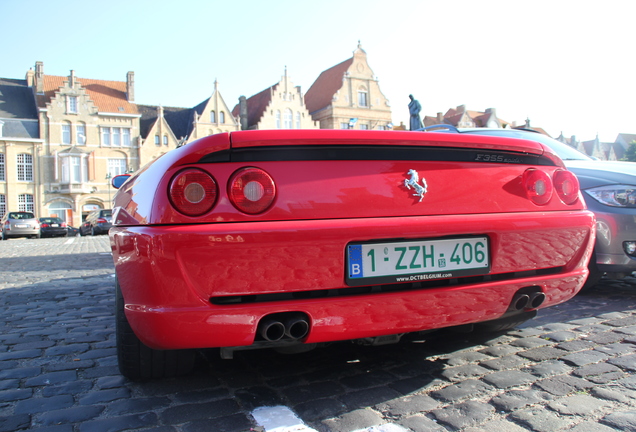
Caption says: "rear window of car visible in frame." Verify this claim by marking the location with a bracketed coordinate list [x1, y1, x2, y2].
[101, 210, 112, 218]
[40, 218, 62, 223]
[9, 212, 35, 219]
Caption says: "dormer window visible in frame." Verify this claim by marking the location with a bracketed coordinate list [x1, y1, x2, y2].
[358, 89, 368, 107]
[68, 96, 78, 114]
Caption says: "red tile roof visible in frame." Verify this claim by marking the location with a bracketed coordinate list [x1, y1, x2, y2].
[37, 75, 139, 115]
[304, 58, 353, 114]
[231, 85, 276, 128]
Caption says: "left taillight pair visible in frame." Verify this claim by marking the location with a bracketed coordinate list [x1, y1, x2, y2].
[169, 167, 276, 216]
[523, 168, 579, 206]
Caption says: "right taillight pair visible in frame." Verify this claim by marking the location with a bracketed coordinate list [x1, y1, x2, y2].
[169, 167, 276, 217]
[523, 168, 579, 206]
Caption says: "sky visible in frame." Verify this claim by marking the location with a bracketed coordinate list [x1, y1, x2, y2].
[2, 0, 633, 142]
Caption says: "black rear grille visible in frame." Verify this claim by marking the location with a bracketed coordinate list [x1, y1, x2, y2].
[209, 267, 563, 305]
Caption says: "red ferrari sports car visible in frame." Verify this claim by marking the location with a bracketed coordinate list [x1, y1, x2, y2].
[110, 129, 595, 380]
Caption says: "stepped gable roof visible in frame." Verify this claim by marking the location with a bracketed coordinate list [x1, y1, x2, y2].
[37, 75, 139, 115]
[231, 84, 276, 127]
[304, 57, 353, 114]
[0, 78, 38, 119]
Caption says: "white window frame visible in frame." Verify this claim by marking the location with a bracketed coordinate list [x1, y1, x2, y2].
[68, 96, 78, 114]
[18, 194, 34, 212]
[17, 153, 33, 182]
[108, 158, 127, 177]
[61, 155, 87, 184]
[283, 109, 293, 129]
[358, 90, 368, 107]
[102, 127, 111, 146]
[276, 111, 281, 129]
[155, 135, 160, 146]
[220, 111, 225, 124]
[0, 153, 4, 181]
[76, 124, 86, 145]
[163, 135, 168, 146]
[210, 111, 216, 123]
[296, 112, 301, 129]
[62, 123, 71, 144]
[0, 194, 5, 219]
[122, 129, 131, 147]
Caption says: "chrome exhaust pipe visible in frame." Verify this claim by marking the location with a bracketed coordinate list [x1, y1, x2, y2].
[512, 294, 530, 311]
[284, 315, 310, 340]
[258, 318, 285, 342]
[529, 292, 546, 309]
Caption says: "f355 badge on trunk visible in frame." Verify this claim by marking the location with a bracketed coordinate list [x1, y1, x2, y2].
[404, 169, 428, 202]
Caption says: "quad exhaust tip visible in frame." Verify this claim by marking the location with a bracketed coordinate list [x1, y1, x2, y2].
[258, 313, 310, 342]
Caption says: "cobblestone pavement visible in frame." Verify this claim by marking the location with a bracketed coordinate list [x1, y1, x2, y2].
[1, 236, 636, 432]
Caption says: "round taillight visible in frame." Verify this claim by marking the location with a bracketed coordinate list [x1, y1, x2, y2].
[228, 167, 276, 214]
[523, 168, 553, 205]
[169, 168, 218, 216]
[553, 169, 579, 205]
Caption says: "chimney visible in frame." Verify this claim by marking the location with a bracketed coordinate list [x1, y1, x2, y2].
[239, 96, 248, 130]
[457, 104, 466, 112]
[437, 112, 443, 123]
[69, 70, 76, 88]
[35, 61, 44, 94]
[126, 71, 135, 102]
[26, 68, 35, 87]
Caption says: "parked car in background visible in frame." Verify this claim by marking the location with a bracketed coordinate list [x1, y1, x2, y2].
[67, 225, 80, 237]
[80, 209, 113, 236]
[426, 126, 636, 288]
[38, 217, 68, 238]
[109, 129, 595, 380]
[1, 211, 40, 240]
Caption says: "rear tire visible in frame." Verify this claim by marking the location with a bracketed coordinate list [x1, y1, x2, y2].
[579, 250, 602, 293]
[116, 279, 196, 380]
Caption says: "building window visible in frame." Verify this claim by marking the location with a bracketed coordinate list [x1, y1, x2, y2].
[68, 96, 78, 114]
[163, 135, 168, 146]
[61, 155, 86, 183]
[101, 127, 131, 147]
[155, 135, 160, 146]
[284, 109, 293, 129]
[108, 158, 127, 177]
[358, 90, 368, 107]
[276, 111, 281, 129]
[18, 194, 34, 212]
[112, 128, 121, 147]
[0, 194, 5, 219]
[102, 128, 111, 146]
[17, 153, 33, 182]
[219, 111, 225, 124]
[62, 123, 71, 144]
[210, 111, 216, 123]
[296, 112, 301, 129]
[122, 129, 131, 147]
[77, 124, 86, 145]
[340, 122, 349, 129]
[0, 153, 4, 181]
[360, 124, 369, 130]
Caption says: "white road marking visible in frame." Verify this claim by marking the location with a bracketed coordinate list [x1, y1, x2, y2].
[251, 406, 410, 432]
[64, 238, 75, 244]
[251, 406, 317, 432]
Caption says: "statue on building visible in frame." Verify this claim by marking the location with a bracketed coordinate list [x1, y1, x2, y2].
[408, 95, 423, 131]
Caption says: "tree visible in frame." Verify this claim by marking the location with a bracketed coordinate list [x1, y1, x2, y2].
[622, 141, 636, 162]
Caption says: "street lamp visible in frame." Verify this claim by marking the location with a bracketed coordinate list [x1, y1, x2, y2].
[105, 173, 112, 205]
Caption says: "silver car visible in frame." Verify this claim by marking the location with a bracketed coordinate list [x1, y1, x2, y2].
[1, 211, 41, 240]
